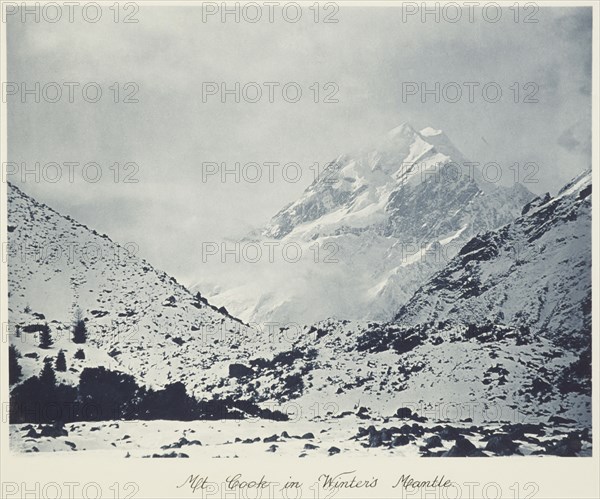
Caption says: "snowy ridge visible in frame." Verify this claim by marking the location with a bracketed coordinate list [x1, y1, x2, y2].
[396, 169, 592, 351]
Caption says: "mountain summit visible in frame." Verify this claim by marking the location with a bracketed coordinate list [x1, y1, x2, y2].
[194, 124, 534, 324]
[263, 123, 474, 240]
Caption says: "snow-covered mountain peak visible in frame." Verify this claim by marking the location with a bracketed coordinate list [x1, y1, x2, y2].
[194, 125, 534, 325]
[262, 123, 485, 240]
[370, 123, 464, 180]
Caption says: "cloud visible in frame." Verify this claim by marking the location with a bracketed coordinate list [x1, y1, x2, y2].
[6, 5, 593, 285]
[557, 119, 592, 156]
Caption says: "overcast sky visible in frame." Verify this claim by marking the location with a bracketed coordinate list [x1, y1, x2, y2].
[7, 4, 593, 285]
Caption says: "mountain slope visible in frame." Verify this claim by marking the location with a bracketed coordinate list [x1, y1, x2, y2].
[7, 183, 279, 395]
[396, 169, 592, 351]
[205, 317, 591, 426]
[194, 123, 533, 324]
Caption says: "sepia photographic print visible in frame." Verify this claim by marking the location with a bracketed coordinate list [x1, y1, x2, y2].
[0, 1, 598, 498]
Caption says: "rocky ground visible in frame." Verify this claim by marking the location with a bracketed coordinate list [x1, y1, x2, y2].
[10, 411, 591, 458]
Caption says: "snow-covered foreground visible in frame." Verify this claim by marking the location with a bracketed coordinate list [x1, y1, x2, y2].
[10, 415, 591, 458]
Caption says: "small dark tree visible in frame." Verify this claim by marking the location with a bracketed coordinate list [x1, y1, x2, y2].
[9, 345, 22, 385]
[72, 320, 88, 344]
[38, 324, 53, 349]
[39, 359, 57, 388]
[55, 350, 67, 372]
[74, 348, 86, 360]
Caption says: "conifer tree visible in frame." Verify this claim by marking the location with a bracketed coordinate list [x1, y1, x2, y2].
[55, 350, 67, 372]
[39, 324, 53, 349]
[72, 313, 88, 344]
[9, 345, 22, 385]
[39, 359, 57, 388]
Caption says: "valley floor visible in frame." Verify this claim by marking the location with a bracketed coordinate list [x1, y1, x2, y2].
[10, 416, 592, 458]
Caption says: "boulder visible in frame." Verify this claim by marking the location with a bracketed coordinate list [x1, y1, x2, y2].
[543, 436, 582, 457]
[424, 435, 443, 449]
[485, 434, 521, 456]
[228, 363, 253, 378]
[439, 426, 461, 440]
[368, 432, 383, 448]
[396, 407, 413, 419]
[443, 437, 479, 457]
[392, 435, 410, 446]
[548, 416, 577, 425]
[38, 423, 68, 438]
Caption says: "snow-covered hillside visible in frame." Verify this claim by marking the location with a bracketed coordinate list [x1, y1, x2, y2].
[204, 318, 591, 426]
[396, 169, 592, 351]
[194, 123, 533, 325]
[7, 183, 281, 396]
